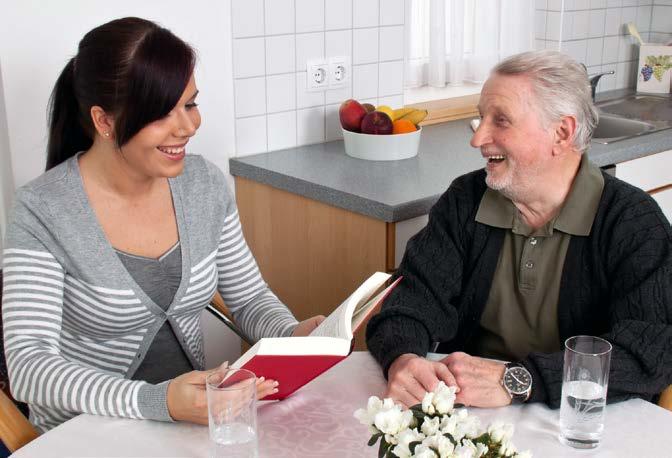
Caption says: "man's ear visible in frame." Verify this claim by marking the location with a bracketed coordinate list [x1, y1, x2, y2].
[552, 115, 577, 156]
[89, 106, 115, 140]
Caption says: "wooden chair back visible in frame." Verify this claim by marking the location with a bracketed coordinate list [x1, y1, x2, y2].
[659, 385, 672, 411]
[0, 390, 38, 452]
[206, 292, 254, 346]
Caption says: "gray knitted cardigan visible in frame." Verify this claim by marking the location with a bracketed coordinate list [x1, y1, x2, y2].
[367, 167, 672, 408]
[2, 154, 297, 432]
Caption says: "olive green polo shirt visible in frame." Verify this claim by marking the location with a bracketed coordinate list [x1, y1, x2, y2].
[471, 155, 604, 361]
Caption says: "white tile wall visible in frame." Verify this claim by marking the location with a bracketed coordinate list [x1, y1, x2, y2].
[231, 0, 404, 153]
[353, 28, 379, 64]
[353, 0, 380, 28]
[267, 112, 297, 151]
[266, 35, 295, 74]
[380, 0, 405, 25]
[535, 0, 668, 93]
[266, 73, 296, 113]
[325, 0, 352, 30]
[265, 0, 294, 35]
[296, 0, 324, 33]
[379, 26, 405, 61]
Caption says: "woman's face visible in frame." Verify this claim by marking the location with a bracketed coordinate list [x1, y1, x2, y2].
[118, 74, 201, 178]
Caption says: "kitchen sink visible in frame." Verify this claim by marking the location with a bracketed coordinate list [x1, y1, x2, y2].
[592, 115, 656, 144]
[592, 94, 672, 144]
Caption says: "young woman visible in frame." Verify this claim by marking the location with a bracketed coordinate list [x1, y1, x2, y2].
[2, 17, 322, 432]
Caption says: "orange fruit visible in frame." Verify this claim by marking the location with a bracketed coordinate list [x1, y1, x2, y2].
[392, 119, 417, 134]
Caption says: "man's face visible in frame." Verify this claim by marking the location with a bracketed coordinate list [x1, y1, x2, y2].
[470, 73, 555, 201]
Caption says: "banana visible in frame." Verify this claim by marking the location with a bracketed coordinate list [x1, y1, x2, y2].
[391, 107, 416, 121]
[398, 108, 428, 126]
[376, 105, 395, 120]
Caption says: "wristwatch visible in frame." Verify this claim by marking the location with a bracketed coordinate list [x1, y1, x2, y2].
[501, 363, 532, 404]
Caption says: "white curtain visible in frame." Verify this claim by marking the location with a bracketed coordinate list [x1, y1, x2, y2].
[405, 0, 536, 88]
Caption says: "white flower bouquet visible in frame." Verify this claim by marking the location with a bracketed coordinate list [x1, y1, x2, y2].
[354, 382, 531, 458]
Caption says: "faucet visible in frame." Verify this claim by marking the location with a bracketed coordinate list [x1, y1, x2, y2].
[580, 64, 615, 102]
[588, 71, 615, 101]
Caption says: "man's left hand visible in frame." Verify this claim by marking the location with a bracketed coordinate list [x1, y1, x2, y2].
[440, 352, 512, 408]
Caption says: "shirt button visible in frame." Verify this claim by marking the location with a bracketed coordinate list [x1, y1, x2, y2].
[525, 261, 534, 269]
[530, 237, 538, 245]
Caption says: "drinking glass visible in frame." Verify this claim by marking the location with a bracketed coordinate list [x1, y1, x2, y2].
[559, 335, 612, 449]
[206, 367, 258, 458]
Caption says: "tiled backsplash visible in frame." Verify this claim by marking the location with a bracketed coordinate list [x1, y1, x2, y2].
[534, 0, 671, 93]
[231, 0, 405, 156]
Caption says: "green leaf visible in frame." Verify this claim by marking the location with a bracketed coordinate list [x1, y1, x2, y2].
[443, 432, 456, 443]
[412, 409, 426, 421]
[368, 432, 383, 447]
[378, 438, 390, 458]
[409, 440, 422, 454]
[472, 432, 491, 444]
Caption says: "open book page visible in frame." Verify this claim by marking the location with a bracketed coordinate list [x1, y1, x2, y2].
[309, 272, 392, 340]
[351, 276, 402, 332]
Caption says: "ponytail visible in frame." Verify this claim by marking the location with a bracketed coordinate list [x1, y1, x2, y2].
[46, 58, 92, 171]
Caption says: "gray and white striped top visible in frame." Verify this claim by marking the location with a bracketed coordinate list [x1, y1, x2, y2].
[1, 154, 298, 432]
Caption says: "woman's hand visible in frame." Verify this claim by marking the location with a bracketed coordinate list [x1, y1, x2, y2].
[167, 365, 280, 424]
[256, 376, 279, 399]
[291, 315, 326, 336]
[166, 370, 209, 424]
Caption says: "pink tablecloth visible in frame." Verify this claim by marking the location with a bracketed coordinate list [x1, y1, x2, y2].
[11, 352, 672, 457]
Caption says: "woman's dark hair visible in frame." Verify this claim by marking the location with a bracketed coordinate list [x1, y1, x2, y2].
[46, 17, 195, 170]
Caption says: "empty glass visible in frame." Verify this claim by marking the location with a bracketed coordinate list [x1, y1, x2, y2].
[206, 367, 258, 458]
[559, 335, 612, 449]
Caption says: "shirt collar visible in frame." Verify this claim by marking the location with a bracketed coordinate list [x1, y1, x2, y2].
[475, 155, 604, 236]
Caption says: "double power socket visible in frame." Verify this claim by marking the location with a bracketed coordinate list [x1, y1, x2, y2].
[306, 56, 351, 92]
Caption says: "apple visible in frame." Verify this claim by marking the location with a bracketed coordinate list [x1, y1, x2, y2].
[362, 103, 375, 113]
[339, 99, 368, 132]
[360, 111, 393, 135]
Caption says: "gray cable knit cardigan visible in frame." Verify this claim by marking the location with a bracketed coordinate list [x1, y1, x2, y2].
[367, 167, 672, 407]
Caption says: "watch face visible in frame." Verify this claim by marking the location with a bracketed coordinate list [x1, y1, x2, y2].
[504, 366, 532, 395]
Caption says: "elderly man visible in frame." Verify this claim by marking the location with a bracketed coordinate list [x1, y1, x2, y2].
[366, 50, 672, 409]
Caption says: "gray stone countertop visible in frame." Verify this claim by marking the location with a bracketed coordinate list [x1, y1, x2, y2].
[230, 97, 672, 223]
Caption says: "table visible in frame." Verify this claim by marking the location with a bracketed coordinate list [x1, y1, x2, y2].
[11, 352, 672, 457]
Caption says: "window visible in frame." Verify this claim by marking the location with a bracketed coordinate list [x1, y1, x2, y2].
[405, 0, 535, 93]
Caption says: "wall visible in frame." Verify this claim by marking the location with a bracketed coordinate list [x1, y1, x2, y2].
[534, 0, 658, 93]
[231, 0, 406, 155]
[650, 0, 672, 44]
[0, 58, 14, 255]
[0, 1, 236, 189]
[0, 0, 241, 367]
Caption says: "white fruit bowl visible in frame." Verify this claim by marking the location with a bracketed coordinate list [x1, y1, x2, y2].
[342, 127, 421, 161]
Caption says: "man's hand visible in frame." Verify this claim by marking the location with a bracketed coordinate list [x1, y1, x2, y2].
[440, 352, 511, 408]
[291, 315, 326, 336]
[386, 353, 458, 408]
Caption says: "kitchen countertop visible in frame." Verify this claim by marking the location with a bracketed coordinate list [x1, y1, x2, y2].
[229, 93, 672, 223]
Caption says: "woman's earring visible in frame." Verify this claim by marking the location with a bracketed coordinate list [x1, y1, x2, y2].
[104, 132, 110, 138]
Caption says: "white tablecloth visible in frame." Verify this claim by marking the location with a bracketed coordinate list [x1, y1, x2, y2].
[11, 352, 672, 457]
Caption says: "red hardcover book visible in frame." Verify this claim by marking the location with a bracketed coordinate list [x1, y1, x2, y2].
[231, 272, 402, 400]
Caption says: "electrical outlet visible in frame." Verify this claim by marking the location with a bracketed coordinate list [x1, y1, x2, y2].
[306, 60, 329, 92]
[329, 56, 351, 88]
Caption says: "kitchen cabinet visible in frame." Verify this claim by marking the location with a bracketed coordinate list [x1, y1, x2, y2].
[235, 177, 392, 351]
[616, 149, 672, 221]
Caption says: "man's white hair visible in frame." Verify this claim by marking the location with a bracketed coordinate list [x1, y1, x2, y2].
[492, 50, 598, 153]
